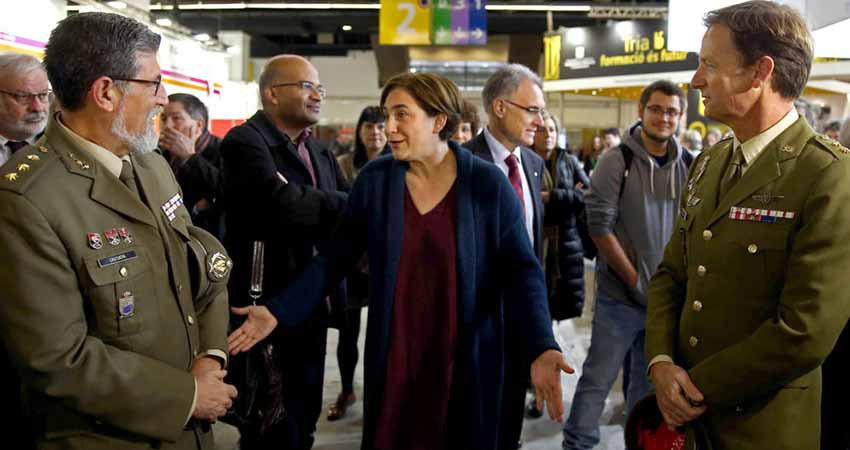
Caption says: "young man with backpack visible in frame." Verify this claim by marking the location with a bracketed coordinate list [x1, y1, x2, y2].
[562, 80, 691, 450]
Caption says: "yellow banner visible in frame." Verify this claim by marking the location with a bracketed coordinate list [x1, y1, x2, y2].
[380, 0, 432, 45]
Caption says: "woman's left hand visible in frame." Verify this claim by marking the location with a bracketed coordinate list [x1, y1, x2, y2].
[530, 349, 575, 422]
[227, 305, 278, 354]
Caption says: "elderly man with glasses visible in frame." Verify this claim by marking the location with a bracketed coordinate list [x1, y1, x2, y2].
[0, 12, 237, 450]
[219, 54, 349, 450]
[0, 53, 49, 167]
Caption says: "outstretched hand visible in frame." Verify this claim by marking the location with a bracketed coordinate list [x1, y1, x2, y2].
[530, 349, 575, 422]
[227, 305, 278, 354]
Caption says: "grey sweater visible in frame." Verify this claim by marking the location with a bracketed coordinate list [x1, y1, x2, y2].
[585, 121, 689, 307]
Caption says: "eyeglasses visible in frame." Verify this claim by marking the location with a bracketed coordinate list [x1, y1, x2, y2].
[0, 89, 51, 105]
[271, 80, 327, 99]
[645, 105, 681, 118]
[112, 76, 163, 95]
[501, 99, 545, 117]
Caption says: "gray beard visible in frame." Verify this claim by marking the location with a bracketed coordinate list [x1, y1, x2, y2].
[112, 106, 159, 155]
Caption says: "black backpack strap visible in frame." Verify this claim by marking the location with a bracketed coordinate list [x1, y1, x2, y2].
[681, 148, 694, 168]
[617, 144, 633, 200]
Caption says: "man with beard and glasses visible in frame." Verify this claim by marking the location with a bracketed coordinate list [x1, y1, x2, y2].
[0, 53, 49, 167]
[562, 80, 691, 450]
[0, 12, 236, 450]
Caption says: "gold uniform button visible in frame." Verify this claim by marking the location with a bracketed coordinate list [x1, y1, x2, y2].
[689, 336, 699, 347]
[692, 300, 703, 312]
[119, 266, 128, 277]
[748, 244, 758, 254]
[697, 265, 707, 277]
[702, 230, 712, 240]
[187, 315, 194, 325]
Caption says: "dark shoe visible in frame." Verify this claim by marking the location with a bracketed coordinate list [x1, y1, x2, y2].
[525, 398, 543, 419]
[327, 391, 356, 421]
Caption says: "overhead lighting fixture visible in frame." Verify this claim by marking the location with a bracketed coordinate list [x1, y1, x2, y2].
[226, 45, 242, 55]
[342, 25, 352, 31]
[106, 1, 128, 8]
[155, 17, 173, 27]
[150, 2, 592, 12]
[193, 33, 211, 42]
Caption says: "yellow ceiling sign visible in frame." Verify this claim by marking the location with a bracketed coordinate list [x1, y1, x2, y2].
[380, 0, 432, 45]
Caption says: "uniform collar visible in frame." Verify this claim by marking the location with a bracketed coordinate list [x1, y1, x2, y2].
[55, 113, 126, 178]
[733, 107, 799, 168]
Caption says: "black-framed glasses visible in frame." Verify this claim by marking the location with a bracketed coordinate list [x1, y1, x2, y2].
[501, 98, 545, 117]
[645, 105, 681, 118]
[112, 76, 163, 95]
[0, 89, 51, 105]
[271, 80, 327, 99]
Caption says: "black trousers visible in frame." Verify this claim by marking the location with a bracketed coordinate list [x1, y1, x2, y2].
[822, 322, 850, 450]
[336, 306, 362, 394]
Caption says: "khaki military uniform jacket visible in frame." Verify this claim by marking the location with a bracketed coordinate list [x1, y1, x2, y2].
[646, 117, 850, 450]
[0, 117, 231, 449]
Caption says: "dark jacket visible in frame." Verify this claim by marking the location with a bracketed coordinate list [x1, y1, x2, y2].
[220, 110, 349, 313]
[265, 142, 558, 450]
[548, 148, 590, 320]
[164, 132, 224, 239]
[464, 131, 545, 261]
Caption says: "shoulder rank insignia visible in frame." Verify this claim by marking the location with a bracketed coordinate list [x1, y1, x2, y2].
[3, 173, 17, 181]
[208, 252, 233, 280]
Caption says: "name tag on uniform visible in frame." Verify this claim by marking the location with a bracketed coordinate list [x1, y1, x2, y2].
[97, 250, 138, 268]
[729, 206, 795, 223]
[161, 193, 183, 222]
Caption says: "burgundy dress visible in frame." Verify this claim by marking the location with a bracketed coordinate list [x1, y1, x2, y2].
[373, 183, 459, 450]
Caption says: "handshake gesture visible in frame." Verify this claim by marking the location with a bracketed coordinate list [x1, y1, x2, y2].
[191, 357, 238, 422]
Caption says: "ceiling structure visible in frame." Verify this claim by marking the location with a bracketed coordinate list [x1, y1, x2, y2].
[130, 1, 668, 57]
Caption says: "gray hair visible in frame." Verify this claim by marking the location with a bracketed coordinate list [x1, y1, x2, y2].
[482, 63, 542, 115]
[44, 12, 161, 111]
[683, 129, 703, 151]
[839, 119, 850, 149]
[0, 53, 45, 80]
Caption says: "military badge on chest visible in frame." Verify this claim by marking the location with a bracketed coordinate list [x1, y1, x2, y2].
[161, 193, 183, 222]
[681, 155, 711, 220]
[118, 291, 135, 318]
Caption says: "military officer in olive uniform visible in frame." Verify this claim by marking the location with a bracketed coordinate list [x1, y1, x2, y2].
[0, 13, 236, 449]
[646, 2, 850, 449]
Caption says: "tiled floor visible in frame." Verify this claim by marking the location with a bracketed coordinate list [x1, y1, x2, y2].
[216, 262, 628, 450]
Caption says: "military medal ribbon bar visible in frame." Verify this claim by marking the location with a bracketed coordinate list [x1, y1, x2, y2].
[729, 206, 795, 223]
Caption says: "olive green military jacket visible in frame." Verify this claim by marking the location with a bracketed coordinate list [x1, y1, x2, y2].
[0, 118, 231, 449]
[646, 117, 850, 450]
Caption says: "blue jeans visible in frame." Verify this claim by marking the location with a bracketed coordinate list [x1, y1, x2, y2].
[562, 294, 652, 450]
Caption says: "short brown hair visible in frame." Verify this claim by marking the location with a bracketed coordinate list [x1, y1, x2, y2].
[705, 0, 812, 100]
[459, 100, 481, 134]
[639, 80, 686, 113]
[380, 72, 463, 141]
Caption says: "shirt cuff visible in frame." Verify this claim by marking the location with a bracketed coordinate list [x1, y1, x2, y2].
[185, 377, 197, 426]
[199, 349, 228, 369]
[646, 354, 674, 377]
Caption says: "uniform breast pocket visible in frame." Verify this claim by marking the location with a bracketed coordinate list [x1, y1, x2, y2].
[82, 247, 158, 345]
[725, 225, 790, 297]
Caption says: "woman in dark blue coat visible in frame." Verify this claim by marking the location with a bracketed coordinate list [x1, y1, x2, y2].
[228, 73, 573, 450]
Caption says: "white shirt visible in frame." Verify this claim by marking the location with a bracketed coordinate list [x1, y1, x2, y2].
[0, 135, 37, 168]
[484, 127, 534, 246]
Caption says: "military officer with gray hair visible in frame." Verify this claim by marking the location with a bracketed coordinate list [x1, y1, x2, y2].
[0, 12, 235, 449]
[646, 2, 850, 448]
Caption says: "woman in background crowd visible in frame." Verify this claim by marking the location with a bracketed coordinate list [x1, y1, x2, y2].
[329, 106, 390, 421]
[227, 72, 571, 450]
[452, 99, 480, 144]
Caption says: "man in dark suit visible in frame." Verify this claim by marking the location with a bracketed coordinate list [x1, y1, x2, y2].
[220, 54, 348, 450]
[0, 53, 49, 168]
[159, 93, 224, 238]
[464, 63, 546, 450]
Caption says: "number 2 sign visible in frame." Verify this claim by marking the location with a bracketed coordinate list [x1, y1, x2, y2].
[380, 0, 432, 45]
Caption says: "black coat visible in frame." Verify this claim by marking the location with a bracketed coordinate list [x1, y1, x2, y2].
[220, 111, 349, 314]
[165, 133, 224, 239]
[547, 148, 590, 320]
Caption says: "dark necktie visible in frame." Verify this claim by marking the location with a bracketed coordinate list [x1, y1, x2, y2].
[718, 146, 743, 199]
[119, 160, 141, 201]
[6, 141, 27, 153]
[505, 154, 525, 218]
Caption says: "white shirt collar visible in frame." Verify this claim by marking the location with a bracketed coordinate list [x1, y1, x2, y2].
[732, 107, 799, 168]
[484, 126, 522, 164]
